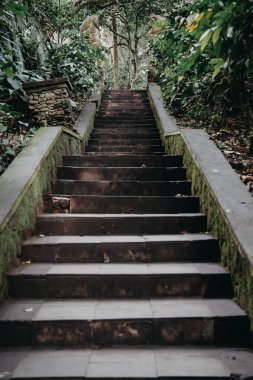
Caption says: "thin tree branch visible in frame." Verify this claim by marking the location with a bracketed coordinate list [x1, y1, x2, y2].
[103, 22, 129, 43]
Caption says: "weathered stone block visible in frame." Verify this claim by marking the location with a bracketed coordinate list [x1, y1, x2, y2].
[23, 78, 74, 128]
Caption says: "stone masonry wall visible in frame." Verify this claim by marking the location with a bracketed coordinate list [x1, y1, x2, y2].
[24, 78, 74, 128]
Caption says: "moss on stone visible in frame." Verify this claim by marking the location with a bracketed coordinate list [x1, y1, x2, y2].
[0, 129, 82, 299]
[165, 133, 253, 338]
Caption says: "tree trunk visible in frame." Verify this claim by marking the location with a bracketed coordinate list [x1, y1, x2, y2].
[130, 53, 138, 89]
[126, 48, 132, 89]
[58, 0, 61, 45]
[111, 9, 119, 89]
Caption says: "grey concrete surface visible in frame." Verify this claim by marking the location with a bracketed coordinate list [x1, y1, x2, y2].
[0, 347, 253, 378]
[75, 102, 96, 142]
[181, 129, 253, 268]
[0, 127, 62, 229]
[0, 298, 246, 321]
[147, 83, 178, 136]
[75, 87, 103, 147]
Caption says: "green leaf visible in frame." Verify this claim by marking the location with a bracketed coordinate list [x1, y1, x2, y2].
[0, 103, 10, 113]
[6, 2, 26, 16]
[200, 29, 212, 51]
[210, 58, 224, 65]
[10, 111, 21, 118]
[212, 26, 222, 45]
[212, 66, 221, 79]
[3, 66, 14, 79]
[209, 58, 225, 79]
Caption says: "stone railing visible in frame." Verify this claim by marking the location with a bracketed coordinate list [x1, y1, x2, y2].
[148, 83, 253, 337]
[0, 88, 102, 299]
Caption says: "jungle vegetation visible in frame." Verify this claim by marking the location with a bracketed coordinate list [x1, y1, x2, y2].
[0, 0, 252, 174]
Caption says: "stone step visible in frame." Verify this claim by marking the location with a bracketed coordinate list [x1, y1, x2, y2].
[102, 101, 150, 104]
[86, 146, 165, 153]
[85, 152, 164, 156]
[104, 89, 147, 94]
[102, 95, 149, 98]
[93, 126, 158, 132]
[101, 94, 149, 104]
[0, 299, 248, 346]
[88, 139, 162, 146]
[62, 154, 183, 168]
[101, 104, 150, 109]
[69, 195, 200, 213]
[22, 234, 218, 263]
[105, 89, 147, 91]
[100, 104, 150, 109]
[57, 167, 186, 181]
[96, 114, 155, 119]
[102, 98, 149, 101]
[102, 96, 149, 99]
[94, 122, 157, 128]
[98, 114, 153, 119]
[103, 94, 148, 98]
[1, 346, 253, 379]
[90, 131, 160, 139]
[103, 95, 149, 100]
[36, 213, 207, 236]
[54, 180, 192, 196]
[95, 116, 155, 122]
[98, 111, 153, 117]
[8, 263, 233, 299]
[99, 105, 152, 110]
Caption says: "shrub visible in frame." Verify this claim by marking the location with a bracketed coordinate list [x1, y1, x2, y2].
[151, 0, 253, 129]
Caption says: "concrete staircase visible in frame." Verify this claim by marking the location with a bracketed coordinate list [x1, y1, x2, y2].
[0, 89, 253, 379]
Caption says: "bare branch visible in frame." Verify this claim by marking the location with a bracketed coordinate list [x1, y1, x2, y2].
[103, 22, 129, 43]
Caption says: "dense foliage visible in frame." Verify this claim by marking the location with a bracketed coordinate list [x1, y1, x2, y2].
[151, 0, 253, 129]
[77, 0, 175, 89]
[0, 0, 101, 174]
[1, 0, 253, 174]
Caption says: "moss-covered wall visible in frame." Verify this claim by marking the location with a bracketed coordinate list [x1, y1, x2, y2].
[0, 129, 81, 299]
[165, 133, 253, 339]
